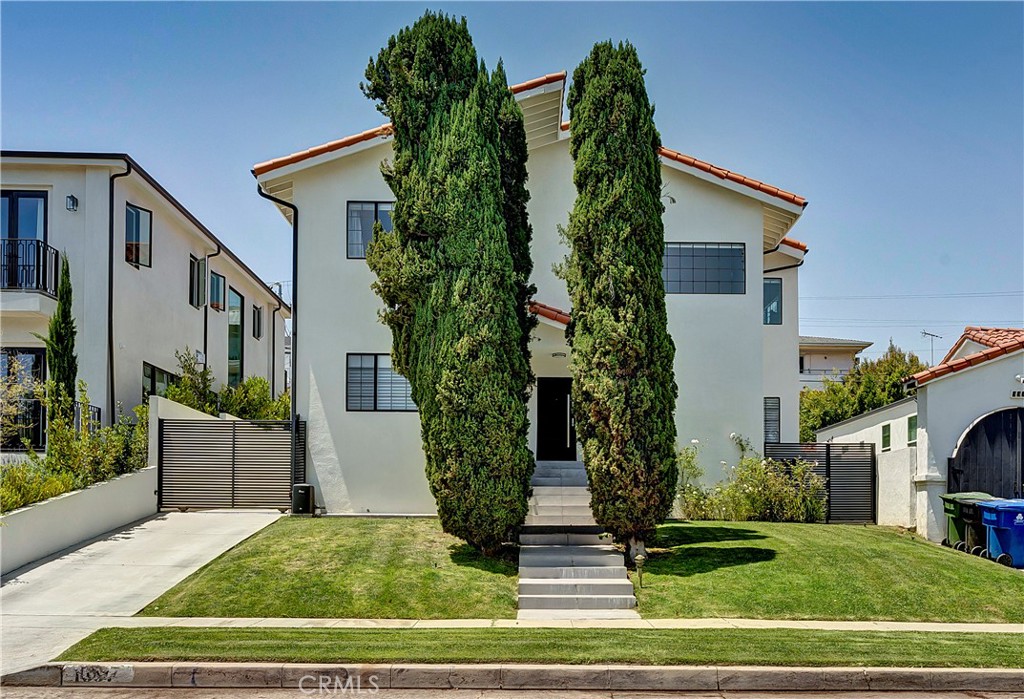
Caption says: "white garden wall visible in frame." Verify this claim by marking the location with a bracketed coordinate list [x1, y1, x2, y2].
[0, 466, 157, 575]
[876, 447, 916, 528]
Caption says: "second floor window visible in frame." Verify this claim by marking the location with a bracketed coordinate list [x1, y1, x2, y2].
[763, 278, 782, 325]
[209, 272, 225, 311]
[125, 203, 152, 267]
[663, 242, 745, 294]
[189, 255, 206, 308]
[347, 201, 393, 259]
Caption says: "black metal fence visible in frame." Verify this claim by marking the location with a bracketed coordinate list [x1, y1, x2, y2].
[2, 399, 102, 451]
[158, 418, 307, 509]
[1, 239, 60, 296]
[764, 442, 877, 524]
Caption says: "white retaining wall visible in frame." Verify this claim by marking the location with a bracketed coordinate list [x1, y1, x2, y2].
[0, 466, 157, 575]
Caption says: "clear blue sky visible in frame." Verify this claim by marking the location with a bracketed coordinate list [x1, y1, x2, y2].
[4, 2, 1021, 362]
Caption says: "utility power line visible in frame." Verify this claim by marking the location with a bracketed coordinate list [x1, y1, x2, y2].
[800, 290, 1022, 301]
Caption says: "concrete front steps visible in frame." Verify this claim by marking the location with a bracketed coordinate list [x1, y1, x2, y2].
[517, 461, 639, 620]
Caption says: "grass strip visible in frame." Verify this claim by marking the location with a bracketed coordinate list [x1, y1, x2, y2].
[58, 627, 1024, 668]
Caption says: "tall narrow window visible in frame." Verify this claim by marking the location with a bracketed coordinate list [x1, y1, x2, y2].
[347, 201, 393, 259]
[763, 278, 782, 325]
[663, 243, 745, 294]
[125, 203, 152, 267]
[252, 305, 264, 340]
[907, 415, 918, 447]
[881, 424, 891, 452]
[346, 353, 415, 411]
[764, 397, 781, 444]
[188, 255, 206, 308]
[227, 287, 243, 387]
[209, 272, 225, 311]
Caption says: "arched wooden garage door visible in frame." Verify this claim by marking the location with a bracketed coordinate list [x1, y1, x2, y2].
[948, 408, 1023, 498]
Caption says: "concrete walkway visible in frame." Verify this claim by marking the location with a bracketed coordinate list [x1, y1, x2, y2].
[0, 510, 281, 676]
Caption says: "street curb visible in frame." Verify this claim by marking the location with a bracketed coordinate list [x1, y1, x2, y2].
[3, 662, 1024, 691]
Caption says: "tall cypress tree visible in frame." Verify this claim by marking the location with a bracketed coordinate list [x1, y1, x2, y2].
[36, 254, 78, 404]
[363, 13, 535, 553]
[561, 42, 678, 560]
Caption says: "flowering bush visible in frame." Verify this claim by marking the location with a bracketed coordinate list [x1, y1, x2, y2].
[677, 452, 826, 523]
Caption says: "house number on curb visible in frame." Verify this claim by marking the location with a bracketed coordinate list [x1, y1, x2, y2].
[68, 665, 134, 683]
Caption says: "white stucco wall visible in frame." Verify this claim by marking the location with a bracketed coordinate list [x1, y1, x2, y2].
[876, 447, 916, 528]
[913, 351, 1024, 541]
[762, 260, 800, 444]
[271, 129, 803, 511]
[1, 159, 288, 429]
[0, 466, 157, 575]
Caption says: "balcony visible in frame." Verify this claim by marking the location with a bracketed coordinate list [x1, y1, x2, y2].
[1, 240, 60, 317]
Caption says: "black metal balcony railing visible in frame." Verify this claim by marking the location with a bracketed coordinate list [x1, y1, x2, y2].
[1, 399, 103, 452]
[1, 239, 60, 296]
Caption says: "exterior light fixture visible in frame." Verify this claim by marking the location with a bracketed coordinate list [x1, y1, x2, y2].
[65, 195, 78, 212]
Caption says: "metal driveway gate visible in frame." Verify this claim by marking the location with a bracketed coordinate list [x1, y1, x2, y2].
[158, 418, 306, 509]
[764, 442, 876, 523]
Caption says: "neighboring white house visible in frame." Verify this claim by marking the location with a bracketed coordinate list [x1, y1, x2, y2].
[817, 326, 1024, 540]
[1, 151, 289, 449]
[799, 335, 872, 390]
[252, 71, 809, 514]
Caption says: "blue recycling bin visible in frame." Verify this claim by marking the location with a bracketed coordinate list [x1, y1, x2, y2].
[978, 499, 1024, 569]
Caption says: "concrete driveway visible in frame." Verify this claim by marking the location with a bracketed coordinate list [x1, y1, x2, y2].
[1, 510, 280, 675]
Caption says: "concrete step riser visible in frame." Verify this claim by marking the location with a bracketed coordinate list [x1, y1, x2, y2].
[518, 581, 635, 596]
[529, 498, 592, 508]
[524, 516, 597, 526]
[529, 506, 594, 517]
[531, 478, 589, 487]
[531, 487, 589, 497]
[519, 557, 623, 568]
[518, 566, 628, 579]
[519, 534, 604, 546]
[518, 595, 638, 610]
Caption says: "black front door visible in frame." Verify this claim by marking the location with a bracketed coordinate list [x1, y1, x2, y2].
[948, 408, 1023, 498]
[537, 377, 576, 461]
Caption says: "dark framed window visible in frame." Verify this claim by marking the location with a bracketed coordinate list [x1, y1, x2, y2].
[346, 353, 415, 412]
[1, 347, 47, 450]
[209, 272, 225, 311]
[347, 201, 393, 259]
[763, 278, 782, 325]
[2, 190, 48, 242]
[227, 287, 244, 388]
[188, 255, 206, 308]
[907, 415, 918, 447]
[143, 362, 178, 399]
[881, 424, 891, 452]
[125, 203, 152, 267]
[764, 396, 781, 444]
[252, 305, 264, 340]
[663, 243, 745, 294]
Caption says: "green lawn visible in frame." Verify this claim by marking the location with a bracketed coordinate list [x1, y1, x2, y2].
[140, 518, 517, 619]
[59, 627, 1024, 668]
[639, 521, 1024, 622]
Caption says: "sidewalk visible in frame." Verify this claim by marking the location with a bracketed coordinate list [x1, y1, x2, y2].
[0, 510, 281, 676]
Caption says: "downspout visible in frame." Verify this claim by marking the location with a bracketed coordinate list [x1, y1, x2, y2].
[256, 183, 299, 477]
[270, 296, 282, 395]
[203, 244, 222, 366]
[107, 159, 132, 424]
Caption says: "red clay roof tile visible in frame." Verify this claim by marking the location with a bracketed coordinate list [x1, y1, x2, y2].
[909, 327, 1024, 386]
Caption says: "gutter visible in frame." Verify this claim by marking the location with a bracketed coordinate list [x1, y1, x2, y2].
[255, 183, 299, 478]
[764, 258, 806, 274]
[107, 160, 133, 424]
[202, 244, 222, 367]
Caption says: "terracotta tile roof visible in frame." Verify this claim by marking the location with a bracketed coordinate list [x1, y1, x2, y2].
[908, 327, 1024, 387]
[509, 71, 566, 95]
[781, 237, 808, 252]
[530, 300, 570, 326]
[253, 124, 393, 177]
[560, 121, 807, 208]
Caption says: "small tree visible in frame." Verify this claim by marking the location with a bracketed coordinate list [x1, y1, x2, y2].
[35, 255, 77, 409]
[164, 347, 217, 415]
[220, 377, 289, 420]
[561, 42, 678, 560]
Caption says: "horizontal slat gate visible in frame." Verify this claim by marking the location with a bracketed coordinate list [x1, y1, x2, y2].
[159, 419, 305, 510]
[764, 442, 876, 524]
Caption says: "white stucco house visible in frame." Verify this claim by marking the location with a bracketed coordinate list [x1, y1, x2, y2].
[1, 151, 289, 450]
[252, 71, 810, 514]
[799, 335, 872, 390]
[817, 326, 1024, 540]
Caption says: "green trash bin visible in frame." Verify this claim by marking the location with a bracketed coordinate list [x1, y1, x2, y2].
[940, 492, 995, 552]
